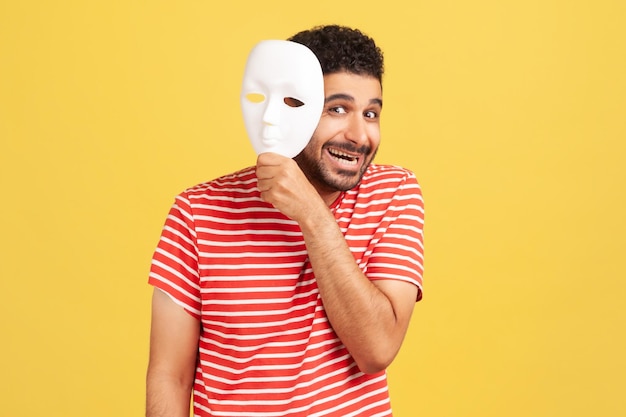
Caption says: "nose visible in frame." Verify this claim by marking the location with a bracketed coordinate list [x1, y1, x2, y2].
[345, 114, 369, 145]
[262, 97, 282, 126]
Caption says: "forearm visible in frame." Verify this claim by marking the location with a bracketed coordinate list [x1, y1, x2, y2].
[146, 369, 193, 417]
[299, 207, 406, 374]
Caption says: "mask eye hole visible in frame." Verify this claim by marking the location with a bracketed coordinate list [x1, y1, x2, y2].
[284, 97, 304, 107]
[245, 93, 265, 103]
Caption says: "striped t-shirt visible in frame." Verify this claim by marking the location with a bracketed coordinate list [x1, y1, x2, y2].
[149, 163, 425, 416]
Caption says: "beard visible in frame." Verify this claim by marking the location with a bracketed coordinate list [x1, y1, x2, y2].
[294, 141, 378, 193]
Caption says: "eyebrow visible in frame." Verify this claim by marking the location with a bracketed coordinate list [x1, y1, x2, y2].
[325, 93, 383, 108]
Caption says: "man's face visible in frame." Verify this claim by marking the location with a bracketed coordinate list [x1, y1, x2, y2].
[294, 71, 382, 193]
[240, 40, 324, 158]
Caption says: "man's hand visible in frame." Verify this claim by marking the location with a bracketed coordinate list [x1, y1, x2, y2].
[255, 152, 325, 222]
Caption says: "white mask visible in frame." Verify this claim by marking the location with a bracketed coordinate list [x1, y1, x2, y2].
[240, 40, 324, 158]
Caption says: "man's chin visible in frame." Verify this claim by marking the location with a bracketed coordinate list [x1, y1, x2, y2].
[327, 168, 369, 191]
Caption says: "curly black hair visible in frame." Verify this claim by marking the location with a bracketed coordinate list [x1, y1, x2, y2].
[288, 25, 384, 84]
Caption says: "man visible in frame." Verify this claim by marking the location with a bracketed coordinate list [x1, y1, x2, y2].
[146, 25, 425, 417]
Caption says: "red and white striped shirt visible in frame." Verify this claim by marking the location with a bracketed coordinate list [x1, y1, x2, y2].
[149, 163, 425, 416]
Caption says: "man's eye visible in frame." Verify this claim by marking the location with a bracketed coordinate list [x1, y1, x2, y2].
[365, 110, 378, 119]
[330, 106, 346, 114]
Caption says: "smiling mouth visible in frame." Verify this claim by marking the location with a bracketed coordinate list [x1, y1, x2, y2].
[328, 147, 359, 166]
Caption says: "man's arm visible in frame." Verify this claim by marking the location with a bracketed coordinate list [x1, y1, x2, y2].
[146, 288, 200, 417]
[256, 153, 419, 374]
[299, 206, 418, 374]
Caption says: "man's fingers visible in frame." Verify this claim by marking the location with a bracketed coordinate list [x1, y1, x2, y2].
[255, 165, 274, 180]
[257, 152, 286, 166]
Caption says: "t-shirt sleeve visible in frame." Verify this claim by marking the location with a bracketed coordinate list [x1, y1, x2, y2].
[367, 171, 425, 301]
[148, 192, 202, 319]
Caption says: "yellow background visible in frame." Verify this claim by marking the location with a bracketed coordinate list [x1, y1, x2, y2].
[1, 1, 625, 416]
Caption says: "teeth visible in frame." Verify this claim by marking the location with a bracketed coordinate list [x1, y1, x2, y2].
[329, 148, 358, 165]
